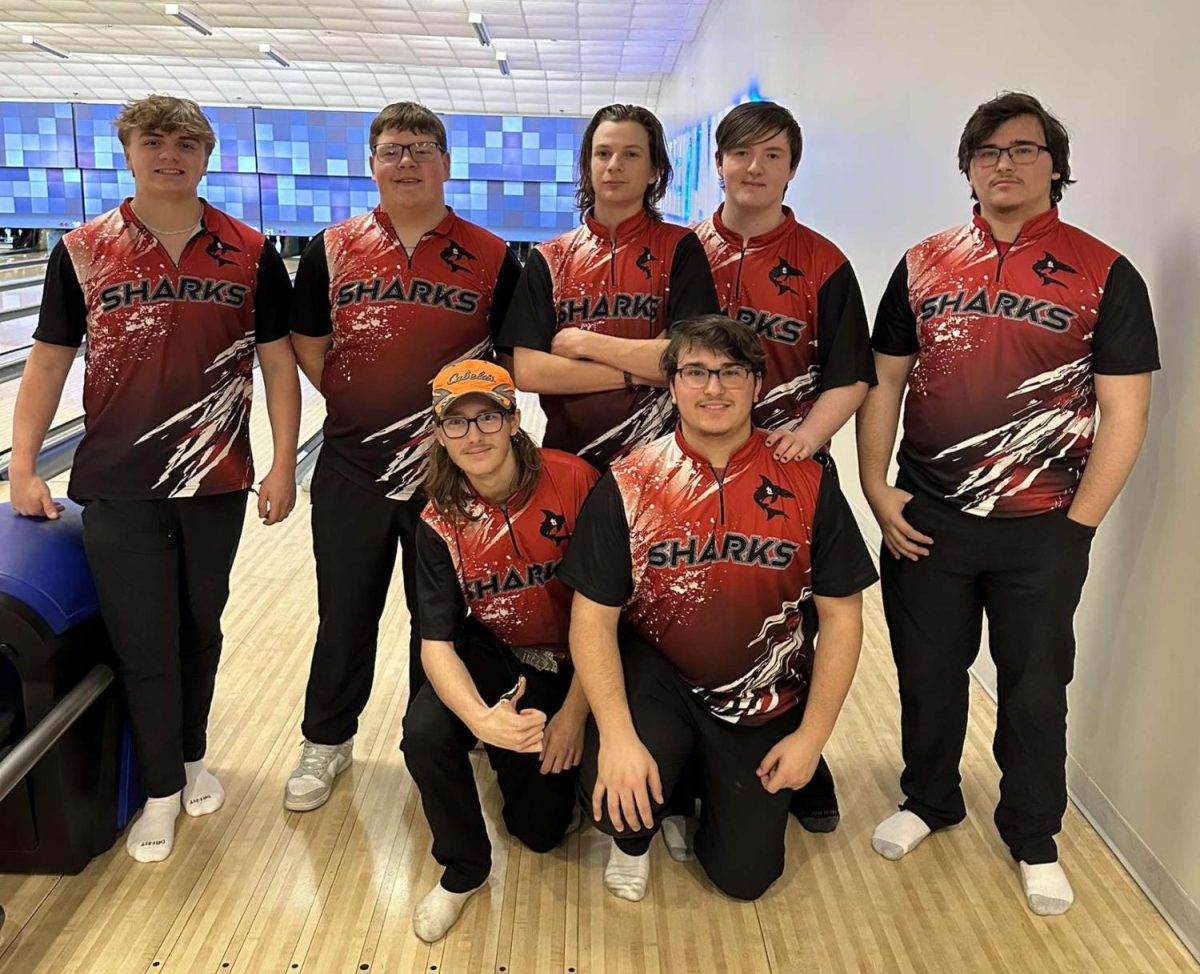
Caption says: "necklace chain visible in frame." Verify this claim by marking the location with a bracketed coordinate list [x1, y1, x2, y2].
[132, 205, 202, 237]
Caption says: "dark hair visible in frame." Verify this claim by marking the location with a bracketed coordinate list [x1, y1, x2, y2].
[661, 314, 767, 381]
[575, 104, 672, 219]
[370, 101, 447, 149]
[424, 426, 542, 525]
[715, 101, 803, 170]
[958, 92, 1074, 204]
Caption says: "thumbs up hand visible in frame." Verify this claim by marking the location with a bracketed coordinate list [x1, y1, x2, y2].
[470, 676, 547, 754]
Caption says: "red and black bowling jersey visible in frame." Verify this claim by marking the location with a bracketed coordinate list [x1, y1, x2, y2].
[499, 209, 719, 469]
[695, 205, 875, 430]
[559, 428, 876, 724]
[872, 207, 1160, 517]
[415, 449, 599, 652]
[35, 200, 291, 502]
[292, 206, 521, 500]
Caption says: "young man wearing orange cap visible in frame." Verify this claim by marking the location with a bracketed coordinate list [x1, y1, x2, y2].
[402, 360, 598, 941]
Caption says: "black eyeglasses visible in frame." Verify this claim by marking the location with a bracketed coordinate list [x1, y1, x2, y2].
[972, 143, 1048, 167]
[671, 364, 759, 389]
[371, 141, 445, 163]
[437, 410, 510, 438]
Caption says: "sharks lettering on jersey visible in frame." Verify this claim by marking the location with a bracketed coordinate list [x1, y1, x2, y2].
[555, 292, 662, 326]
[916, 287, 1076, 333]
[646, 531, 798, 570]
[99, 276, 249, 313]
[463, 558, 562, 602]
[731, 306, 807, 345]
[333, 276, 481, 314]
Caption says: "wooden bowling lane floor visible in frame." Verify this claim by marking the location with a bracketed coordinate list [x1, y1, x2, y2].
[0, 418, 1196, 972]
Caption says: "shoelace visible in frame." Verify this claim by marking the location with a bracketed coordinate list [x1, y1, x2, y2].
[295, 742, 343, 777]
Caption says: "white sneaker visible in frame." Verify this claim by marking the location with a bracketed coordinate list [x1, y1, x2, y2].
[284, 738, 353, 811]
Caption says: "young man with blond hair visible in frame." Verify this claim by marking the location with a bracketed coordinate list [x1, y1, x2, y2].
[11, 95, 300, 862]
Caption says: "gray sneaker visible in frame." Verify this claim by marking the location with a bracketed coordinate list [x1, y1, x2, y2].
[284, 738, 353, 811]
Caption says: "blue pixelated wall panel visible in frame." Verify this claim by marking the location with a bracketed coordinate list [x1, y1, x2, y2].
[445, 178, 578, 236]
[254, 108, 373, 178]
[74, 103, 256, 174]
[446, 114, 581, 183]
[0, 102, 76, 168]
[4, 101, 591, 239]
[0, 168, 83, 227]
[82, 169, 261, 226]
[259, 174, 378, 236]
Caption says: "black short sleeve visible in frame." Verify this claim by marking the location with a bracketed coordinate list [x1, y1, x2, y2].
[666, 231, 721, 326]
[290, 231, 333, 337]
[489, 247, 523, 349]
[497, 249, 555, 352]
[253, 240, 293, 344]
[870, 255, 919, 356]
[1092, 256, 1160, 375]
[33, 239, 87, 348]
[415, 520, 468, 641]
[816, 260, 877, 389]
[556, 471, 634, 607]
[810, 466, 878, 598]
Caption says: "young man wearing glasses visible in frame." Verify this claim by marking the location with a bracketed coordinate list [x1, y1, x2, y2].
[859, 92, 1159, 914]
[560, 315, 877, 902]
[694, 99, 878, 835]
[401, 360, 598, 941]
[287, 102, 522, 812]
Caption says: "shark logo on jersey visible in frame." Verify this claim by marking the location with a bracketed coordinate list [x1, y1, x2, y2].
[768, 257, 804, 296]
[635, 246, 658, 279]
[539, 509, 570, 546]
[753, 475, 795, 520]
[1032, 251, 1078, 287]
[441, 240, 477, 274]
[205, 232, 241, 268]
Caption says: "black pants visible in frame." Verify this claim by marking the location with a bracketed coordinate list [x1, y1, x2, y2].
[880, 488, 1094, 864]
[401, 619, 577, 892]
[302, 455, 426, 745]
[81, 492, 247, 798]
[579, 640, 804, 901]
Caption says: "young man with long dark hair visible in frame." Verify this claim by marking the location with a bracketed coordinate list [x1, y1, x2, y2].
[402, 360, 598, 941]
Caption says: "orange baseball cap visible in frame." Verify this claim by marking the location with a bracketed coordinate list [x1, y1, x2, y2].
[431, 359, 517, 418]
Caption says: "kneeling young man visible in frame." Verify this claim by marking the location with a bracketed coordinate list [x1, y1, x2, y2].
[560, 316, 877, 901]
[402, 360, 599, 941]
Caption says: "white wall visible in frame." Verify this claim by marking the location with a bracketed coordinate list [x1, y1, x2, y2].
[657, 0, 1200, 955]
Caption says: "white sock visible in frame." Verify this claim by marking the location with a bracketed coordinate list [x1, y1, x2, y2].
[660, 815, 697, 862]
[183, 760, 225, 817]
[412, 880, 484, 943]
[1020, 861, 1074, 915]
[126, 793, 181, 863]
[604, 840, 651, 902]
[871, 810, 932, 861]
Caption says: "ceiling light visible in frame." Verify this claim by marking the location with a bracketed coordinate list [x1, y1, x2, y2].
[259, 44, 291, 68]
[165, 4, 213, 36]
[496, 50, 511, 77]
[21, 35, 70, 59]
[469, 12, 491, 47]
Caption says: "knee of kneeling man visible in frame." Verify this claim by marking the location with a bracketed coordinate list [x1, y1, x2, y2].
[705, 861, 780, 902]
[510, 823, 565, 855]
[400, 706, 455, 757]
